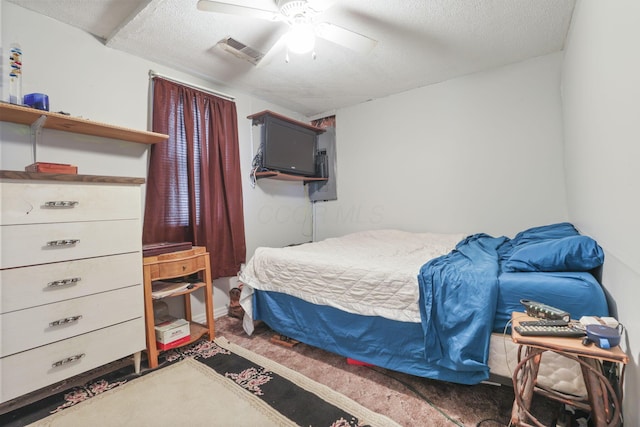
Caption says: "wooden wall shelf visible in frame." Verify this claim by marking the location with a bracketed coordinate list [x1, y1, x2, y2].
[255, 170, 328, 183]
[0, 102, 168, 145]
[247, 110, 325, 134]
[0, 170, 145, 184]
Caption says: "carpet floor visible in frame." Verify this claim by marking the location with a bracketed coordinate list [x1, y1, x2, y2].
[214, 316, 561, 427]
[0, 315, 561, 426]
[22, 337, 400, 427]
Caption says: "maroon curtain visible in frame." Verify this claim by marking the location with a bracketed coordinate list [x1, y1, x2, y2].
[143, 78, 246, 278]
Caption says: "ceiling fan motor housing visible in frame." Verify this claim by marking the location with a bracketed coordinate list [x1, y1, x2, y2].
[278, 0, 310, 19]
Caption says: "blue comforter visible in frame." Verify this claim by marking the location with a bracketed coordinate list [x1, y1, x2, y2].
[417, 222, 607, 383]
[418, 233, 508, 381]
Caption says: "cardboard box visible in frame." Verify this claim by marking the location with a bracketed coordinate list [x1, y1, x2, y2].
[156, 335, 191, 351]
[25, 162, 78, 174]
[155, 318, 190, 347]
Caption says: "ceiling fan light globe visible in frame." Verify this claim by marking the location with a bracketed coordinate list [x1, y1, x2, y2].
[287, 23, 316, 54]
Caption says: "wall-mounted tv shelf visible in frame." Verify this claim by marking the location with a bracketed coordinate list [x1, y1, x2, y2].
[0, 102, 168, 144]
[248, 110, 326, 184]
[247, 110, 325, 134]
[255, 170, 328, 184]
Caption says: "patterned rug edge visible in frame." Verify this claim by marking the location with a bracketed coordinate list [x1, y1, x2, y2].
[1, 337, 402, 427]
[26, 358, 297, 427]
[214, 336, 401, 427]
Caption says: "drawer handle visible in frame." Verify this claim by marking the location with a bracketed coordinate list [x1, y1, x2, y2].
[44, 201, 79, 208]
[47, 277, 81, 288]
[49, 315, 83, 327]
[52, 353, 85, 368]
[46, 239, 80, 247]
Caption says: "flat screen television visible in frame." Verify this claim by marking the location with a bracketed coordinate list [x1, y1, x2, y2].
[261, 115, 318, 177]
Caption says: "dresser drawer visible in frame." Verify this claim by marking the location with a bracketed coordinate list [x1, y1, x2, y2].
[147, 253, 209, 280]
[1, 253, 142, 314]
[1, 285, 142, 357]
[0, 181, 141, 225]
[0, 318, 145, 404]
[0, 219, 141, 269]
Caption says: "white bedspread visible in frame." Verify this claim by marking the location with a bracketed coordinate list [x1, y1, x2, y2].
[239, 229, 465, 326]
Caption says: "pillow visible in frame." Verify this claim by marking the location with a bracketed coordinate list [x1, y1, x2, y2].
[498, 222, 580, 261]
[510, 222, 579, 246]
[503, 235, 604, 272]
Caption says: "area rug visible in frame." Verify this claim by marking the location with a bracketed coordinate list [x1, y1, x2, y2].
[3, 337, 400, 427]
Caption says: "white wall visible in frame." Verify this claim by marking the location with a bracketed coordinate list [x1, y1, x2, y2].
[0, 1, 312, 319]
[318, 53, 569, 240]
[562, 1, 640, 424]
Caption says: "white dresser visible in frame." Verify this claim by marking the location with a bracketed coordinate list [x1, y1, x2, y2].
[0, 171, 147, 404]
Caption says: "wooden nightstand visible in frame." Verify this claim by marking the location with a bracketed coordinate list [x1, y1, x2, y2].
[142, 247, 215, 369]
[510, 312, 627, 427]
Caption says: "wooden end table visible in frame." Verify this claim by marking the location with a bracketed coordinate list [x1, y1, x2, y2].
[510, 312, 627, 427]
[142, 247, 215, 369]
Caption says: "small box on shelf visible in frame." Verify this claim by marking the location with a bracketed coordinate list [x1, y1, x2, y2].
[156, 335, 191, 351]
[154, 317, 190, 350]
[25, 162, 77, 174]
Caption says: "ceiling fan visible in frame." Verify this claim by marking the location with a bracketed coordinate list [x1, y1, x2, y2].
[197, 0, 378, 61]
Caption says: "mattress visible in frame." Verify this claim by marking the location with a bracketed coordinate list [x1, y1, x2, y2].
[240, 229, 464, 323]
[241, 230, 608, 334]
[488, 332, 586, 396]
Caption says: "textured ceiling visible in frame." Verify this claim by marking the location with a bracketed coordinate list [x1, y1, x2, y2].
[7, 0, 576, 117]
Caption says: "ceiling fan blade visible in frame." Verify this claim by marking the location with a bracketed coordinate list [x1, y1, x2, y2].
[306, 0, 337, 13]
[315, 22, 377, 54]
[197, 0, 278, 21]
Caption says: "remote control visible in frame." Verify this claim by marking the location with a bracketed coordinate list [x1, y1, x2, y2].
[520, 299, 570, 322]
[515, 325, 585, 338]
[520, 319, 569, 327]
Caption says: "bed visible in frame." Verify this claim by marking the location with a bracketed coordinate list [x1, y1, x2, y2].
[238, 223, 609, 395]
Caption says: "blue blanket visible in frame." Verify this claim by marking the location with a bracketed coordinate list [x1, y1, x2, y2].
[418, 233, 507, 381]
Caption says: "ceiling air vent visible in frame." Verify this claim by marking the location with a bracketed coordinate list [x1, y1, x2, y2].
[217, 37, 264, 65]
